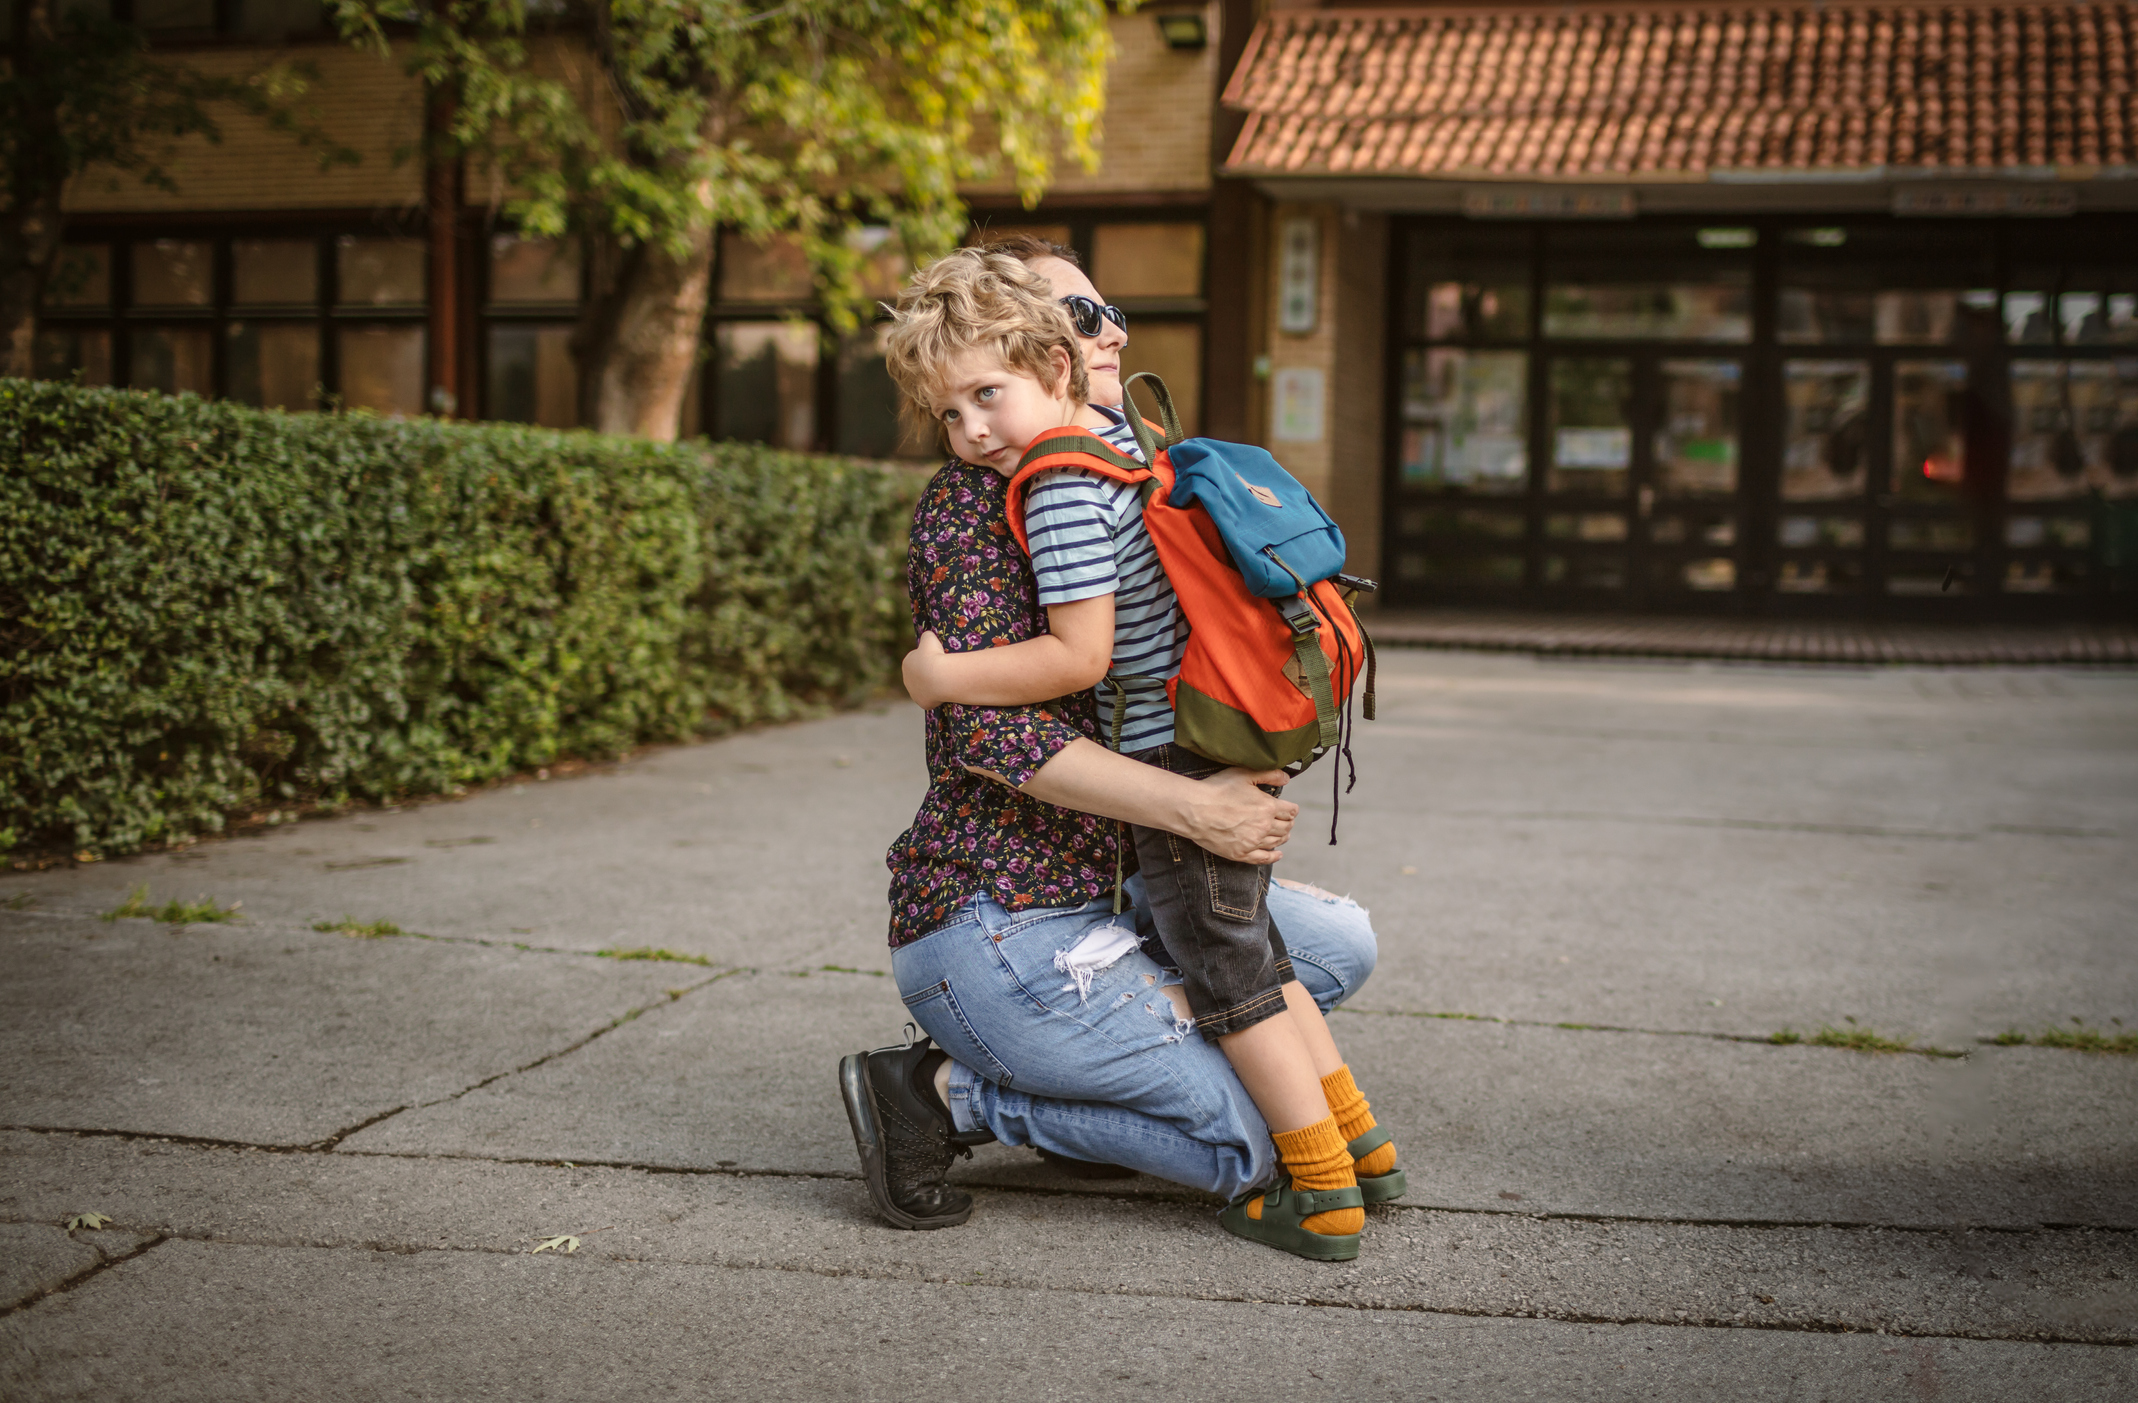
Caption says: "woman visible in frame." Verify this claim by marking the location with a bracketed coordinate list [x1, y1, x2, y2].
[840, 238, 1381, 1232]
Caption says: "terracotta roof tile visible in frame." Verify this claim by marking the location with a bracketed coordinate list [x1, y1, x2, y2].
[1222, 3, 2138, 178]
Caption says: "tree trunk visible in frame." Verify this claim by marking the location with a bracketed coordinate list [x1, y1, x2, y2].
[1, 0, 67, 379]
[578, 225, 715, 441]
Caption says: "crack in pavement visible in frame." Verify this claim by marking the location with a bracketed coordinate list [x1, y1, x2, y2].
[1332, 1005, 1975, 1059]
[0, 1218, 2122, 1347]
[4, 903, 743, 967]
[393, 966, 743, 1118]
[0, 1233, 168, 1322]
[3, 1125, 2129, 1237]
[22, 906, 2104, 1058]
[0, 967, 740, 1155]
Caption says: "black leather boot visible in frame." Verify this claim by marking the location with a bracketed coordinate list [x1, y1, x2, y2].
[839, 1026, 988, 1230]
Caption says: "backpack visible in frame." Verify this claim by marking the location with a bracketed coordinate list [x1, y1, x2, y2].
[1006, 374, 1376, 796]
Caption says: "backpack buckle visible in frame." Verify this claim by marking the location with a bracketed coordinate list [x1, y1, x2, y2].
[1274, 594, 1320, 639]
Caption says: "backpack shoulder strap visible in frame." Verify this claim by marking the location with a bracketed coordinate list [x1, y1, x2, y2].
[1004, 427, 1157, 555]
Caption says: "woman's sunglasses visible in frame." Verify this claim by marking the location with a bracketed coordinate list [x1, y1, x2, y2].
[1059, 294, 1128, 338]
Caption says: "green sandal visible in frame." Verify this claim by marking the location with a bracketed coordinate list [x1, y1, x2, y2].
[1348, 1127, 1408, 1204]
[1219, 1177, 1364, 1261]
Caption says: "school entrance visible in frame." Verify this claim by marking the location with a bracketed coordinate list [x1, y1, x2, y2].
[1381, 215, 2138, 619]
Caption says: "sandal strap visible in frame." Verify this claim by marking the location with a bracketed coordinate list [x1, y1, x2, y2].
[1287, 1184, 1365, 1215]
[1345, 1126, 1393, 1160]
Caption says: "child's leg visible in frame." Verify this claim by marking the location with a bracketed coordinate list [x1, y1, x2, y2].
[1126, 758, 1362, 1242]
[1210, 1000, 1328, 1132]
[1283, 980, 1402, 1184]
[1280, 979, 1344, 1078]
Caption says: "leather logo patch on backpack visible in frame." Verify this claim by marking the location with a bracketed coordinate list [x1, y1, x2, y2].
[1236, 472, 1282, 509]
[1280, 649, 1312, 697]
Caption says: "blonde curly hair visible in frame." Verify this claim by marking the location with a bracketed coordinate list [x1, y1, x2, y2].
[882, 247, 1087, 451]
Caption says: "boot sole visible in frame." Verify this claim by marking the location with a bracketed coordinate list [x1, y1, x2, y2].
[839, 1052, 972, 1232]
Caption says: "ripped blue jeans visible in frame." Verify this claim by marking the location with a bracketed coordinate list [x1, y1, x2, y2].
[888, 873, 1377, 1200]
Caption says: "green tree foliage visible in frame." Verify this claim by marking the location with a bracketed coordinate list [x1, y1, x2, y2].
[0, 378, 922, 859]
[0, 0, 352, 375]
[328, 0, 1117, 437]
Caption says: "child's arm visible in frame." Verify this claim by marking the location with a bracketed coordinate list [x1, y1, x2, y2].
[903, 594, 1114, 710]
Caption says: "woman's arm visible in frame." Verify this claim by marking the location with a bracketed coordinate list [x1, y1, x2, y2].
[902, 596, 1114, 710]
[907, 466, 1290, 860]
[969, 739, 1298, 865]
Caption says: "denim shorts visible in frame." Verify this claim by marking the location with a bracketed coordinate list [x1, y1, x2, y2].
[1125, 743, 1292, 1040]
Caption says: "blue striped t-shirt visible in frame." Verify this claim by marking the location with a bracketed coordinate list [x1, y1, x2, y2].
[1023, 406, 1187, 754]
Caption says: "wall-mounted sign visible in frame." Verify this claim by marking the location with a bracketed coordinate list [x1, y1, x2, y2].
[1893, 186, 2078, 217]
[1271, 366, 1326, 443]
[1278, 216, 1319, 335]
[1463, 189, 1636, 220]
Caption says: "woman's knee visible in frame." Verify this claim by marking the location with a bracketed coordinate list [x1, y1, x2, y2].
[1269, 877, 1378, 1006]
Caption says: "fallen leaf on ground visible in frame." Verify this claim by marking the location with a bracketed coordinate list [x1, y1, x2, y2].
[66, 1212, 112, 1231]
[531, 1235, 580, 1255]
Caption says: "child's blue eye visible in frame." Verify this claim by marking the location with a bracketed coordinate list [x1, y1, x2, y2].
[977, 386, 996, 402]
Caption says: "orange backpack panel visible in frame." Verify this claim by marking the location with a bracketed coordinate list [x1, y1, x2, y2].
[1009, 426, 1368, 773]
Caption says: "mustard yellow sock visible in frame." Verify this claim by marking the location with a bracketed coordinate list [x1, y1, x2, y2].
[1263, 1115, 1364, 1236]
[1322, 1064, 1399, 1180]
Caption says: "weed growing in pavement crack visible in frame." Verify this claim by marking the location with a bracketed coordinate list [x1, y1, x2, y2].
[103, 886, 242, 924]
[596, 947, 711, 966]
[1990, 1022, 2137, 1054]
[4, 892, 37, 910]
[1771, 1024, 1960, 1057]
[313, 917, 409, 939]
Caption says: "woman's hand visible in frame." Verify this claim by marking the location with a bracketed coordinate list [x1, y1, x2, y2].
[901, 630, 949, 710]
[1008, 742, 1297, 865]
[1178, 768, 1298, 864]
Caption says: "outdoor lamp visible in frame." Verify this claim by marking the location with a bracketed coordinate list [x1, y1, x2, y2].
[1155, 10, 1207, 51]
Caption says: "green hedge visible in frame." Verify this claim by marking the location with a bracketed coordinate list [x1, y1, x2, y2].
[0, 379, 922, 859]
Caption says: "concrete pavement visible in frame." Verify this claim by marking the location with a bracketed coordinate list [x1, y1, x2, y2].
[2, 650, 2134, 1398]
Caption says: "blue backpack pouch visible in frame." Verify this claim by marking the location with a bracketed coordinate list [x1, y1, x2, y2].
[1165, 438, 1349, 599]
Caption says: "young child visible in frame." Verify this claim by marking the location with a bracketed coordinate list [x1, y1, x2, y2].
[881, 247, 1401, 1259]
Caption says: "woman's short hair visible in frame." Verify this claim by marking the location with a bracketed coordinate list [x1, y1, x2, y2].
[973, 232, 1081, 269]
[882, 246, 1088, 451]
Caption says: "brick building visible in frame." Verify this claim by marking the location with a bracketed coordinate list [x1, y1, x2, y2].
[25, 1, 2138, 618]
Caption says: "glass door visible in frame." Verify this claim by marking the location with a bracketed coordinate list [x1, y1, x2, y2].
[1773, 226, 1999, 604]
[1538, 351, 1745, 604]
[1643, 357, 1745, 601]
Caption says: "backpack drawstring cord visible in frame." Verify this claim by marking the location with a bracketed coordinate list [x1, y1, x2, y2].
[1328, 616, 1360, 845]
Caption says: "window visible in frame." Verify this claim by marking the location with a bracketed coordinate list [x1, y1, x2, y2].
[34, 229, 420, 415]
[1543, 226, 1751, 343]
[487, 325, 577, 428]
[227, 323, 319, 410]
[713, 322, 819, 450]
[1091, 222, 1203, 301]
[1392, 214, 2138, 609]
[718, 231, 814, 304]
[2007, 361, 2138, 501]
[1654, 360, 1740, 497]
[233, 240, 317, 306]
[1780, 362, 1871, 501]
[1400, 349, 1526, 493]
[484, 235, 579, 427]
[1547, 358, 1632, 498]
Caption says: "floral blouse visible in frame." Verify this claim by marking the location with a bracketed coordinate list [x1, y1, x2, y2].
[885, 461, 1121, 947]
